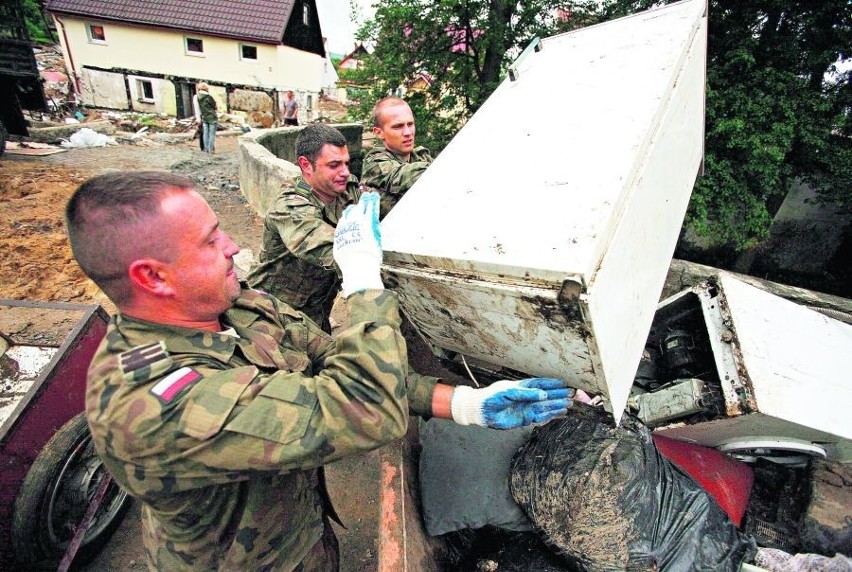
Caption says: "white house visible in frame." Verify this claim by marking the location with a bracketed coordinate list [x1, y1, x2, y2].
[45, 0, 329, 125]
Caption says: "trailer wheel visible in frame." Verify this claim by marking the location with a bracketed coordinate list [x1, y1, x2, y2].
[11, 413, 131, 568]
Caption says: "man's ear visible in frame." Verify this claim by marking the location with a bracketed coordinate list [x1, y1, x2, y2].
[297, 156, 312, 173]
[372, 126, 383, 139]
[128, 259, 173, 297]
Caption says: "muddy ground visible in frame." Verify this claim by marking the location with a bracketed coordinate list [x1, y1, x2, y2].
[0, 136, 260, 311]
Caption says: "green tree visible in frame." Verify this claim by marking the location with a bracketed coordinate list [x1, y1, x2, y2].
[354, 0, 850, 250]
[349, 0, 570, 152]
[694, 0, 850, 248]
[22, 0, 53, 44]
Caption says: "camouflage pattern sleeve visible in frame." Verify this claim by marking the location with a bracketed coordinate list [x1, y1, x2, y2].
[86, 290, 409, 497]
[215, 290, 410, 472]
[405, 371, 439, 417]
[361, 144, 432, 216]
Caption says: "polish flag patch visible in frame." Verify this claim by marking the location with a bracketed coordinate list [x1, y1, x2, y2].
[150, 367, 201, 402]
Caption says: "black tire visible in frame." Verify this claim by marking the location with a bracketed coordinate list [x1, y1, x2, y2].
[11, 412, 132, 569]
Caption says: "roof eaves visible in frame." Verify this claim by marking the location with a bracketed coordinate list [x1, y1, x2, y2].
[48, 10, 283, 45]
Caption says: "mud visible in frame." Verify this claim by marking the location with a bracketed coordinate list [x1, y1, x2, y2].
[0, 137, 261, 315]
[510, 408, 632, 569]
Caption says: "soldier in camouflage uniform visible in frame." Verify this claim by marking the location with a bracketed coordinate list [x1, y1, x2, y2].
[66, 170, 573, 570]
[247, 124, 364, 331]
[361, 96, 433, 216]
[65, 171, 411, 570]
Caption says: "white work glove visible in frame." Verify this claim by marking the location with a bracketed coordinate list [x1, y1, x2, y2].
[450, 378, 573, 430]
[333, 191, 384, 297]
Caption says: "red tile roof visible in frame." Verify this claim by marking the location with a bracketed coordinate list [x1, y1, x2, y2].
[45, 0, 296, 44]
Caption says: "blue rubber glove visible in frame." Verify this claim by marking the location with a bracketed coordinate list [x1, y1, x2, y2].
[333, 191, 384, 297]
[450, 378, 573, 429]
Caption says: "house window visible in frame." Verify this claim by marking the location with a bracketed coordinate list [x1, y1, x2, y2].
[302, 4, 310, 26]
[185, 37, 204, 55]
[87, 23, 106, 43]
[240, 44, 258, 61]
[137, 79, 155, 102]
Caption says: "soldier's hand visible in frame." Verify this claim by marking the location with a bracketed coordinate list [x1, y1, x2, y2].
[450, 378, 573, 429]
[334, 192, 384, 297]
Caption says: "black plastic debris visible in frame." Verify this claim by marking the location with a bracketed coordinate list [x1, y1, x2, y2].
[509, 405, 757, 571]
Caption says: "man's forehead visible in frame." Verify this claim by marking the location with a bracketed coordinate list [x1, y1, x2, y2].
[382, 104, 413, 122]
[318, 144, 349, 162]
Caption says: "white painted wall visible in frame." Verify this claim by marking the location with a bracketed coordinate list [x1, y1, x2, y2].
[127, 75, 177, 115]
[52, 14, 324, 113]
[78, 68, 126, 108]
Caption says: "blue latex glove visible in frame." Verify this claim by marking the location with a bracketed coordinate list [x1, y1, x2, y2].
[333, 191, 383, 296]
[450, 378, 573, 429]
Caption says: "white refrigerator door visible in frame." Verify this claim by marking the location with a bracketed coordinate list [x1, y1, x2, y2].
[381, 0, 708, 422]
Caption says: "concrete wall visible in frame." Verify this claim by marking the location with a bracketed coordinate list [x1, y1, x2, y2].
[78, 68, 126, 109]
[762, 179, 848, 275]
[238, 123, 364, 218]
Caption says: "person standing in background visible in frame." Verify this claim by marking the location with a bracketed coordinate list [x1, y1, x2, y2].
[191, 89, 205, 151]
[283, 90, 299, 126]
[195, 82, 218, 154]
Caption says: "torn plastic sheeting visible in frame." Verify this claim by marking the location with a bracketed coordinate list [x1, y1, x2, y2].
[60, 127, 117, 148]
[509, 405, 757, 571]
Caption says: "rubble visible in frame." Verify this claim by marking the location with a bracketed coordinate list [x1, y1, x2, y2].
[9, 43, 355, 152]
[27, 119, 115, 144]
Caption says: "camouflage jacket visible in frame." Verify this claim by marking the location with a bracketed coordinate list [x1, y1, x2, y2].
[360, 141, 433, 216]
[85, 288, 409, 570]
[246, 177, 361, 328]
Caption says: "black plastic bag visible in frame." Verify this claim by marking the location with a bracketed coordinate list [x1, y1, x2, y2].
[509, 405, 756, 571]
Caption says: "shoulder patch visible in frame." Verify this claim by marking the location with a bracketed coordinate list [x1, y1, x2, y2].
[119, 341, 172, 383]
[150, 367, 202, 402]
[119, 341, 167, 374]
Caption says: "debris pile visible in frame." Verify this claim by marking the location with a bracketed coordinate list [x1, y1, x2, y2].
[10, 43, 354, 152]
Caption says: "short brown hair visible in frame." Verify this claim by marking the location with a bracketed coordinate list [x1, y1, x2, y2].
[65, 171, 196, 304]
[295, 124, 348, 166]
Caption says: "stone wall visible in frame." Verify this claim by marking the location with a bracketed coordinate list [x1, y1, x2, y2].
[238, 123, 363, 218]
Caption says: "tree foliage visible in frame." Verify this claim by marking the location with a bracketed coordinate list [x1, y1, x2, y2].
[353, 0, 850, 249]
[693, 0, 850, 248]
[348, 0, 570, 152]
[22, 0, 53, 44]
